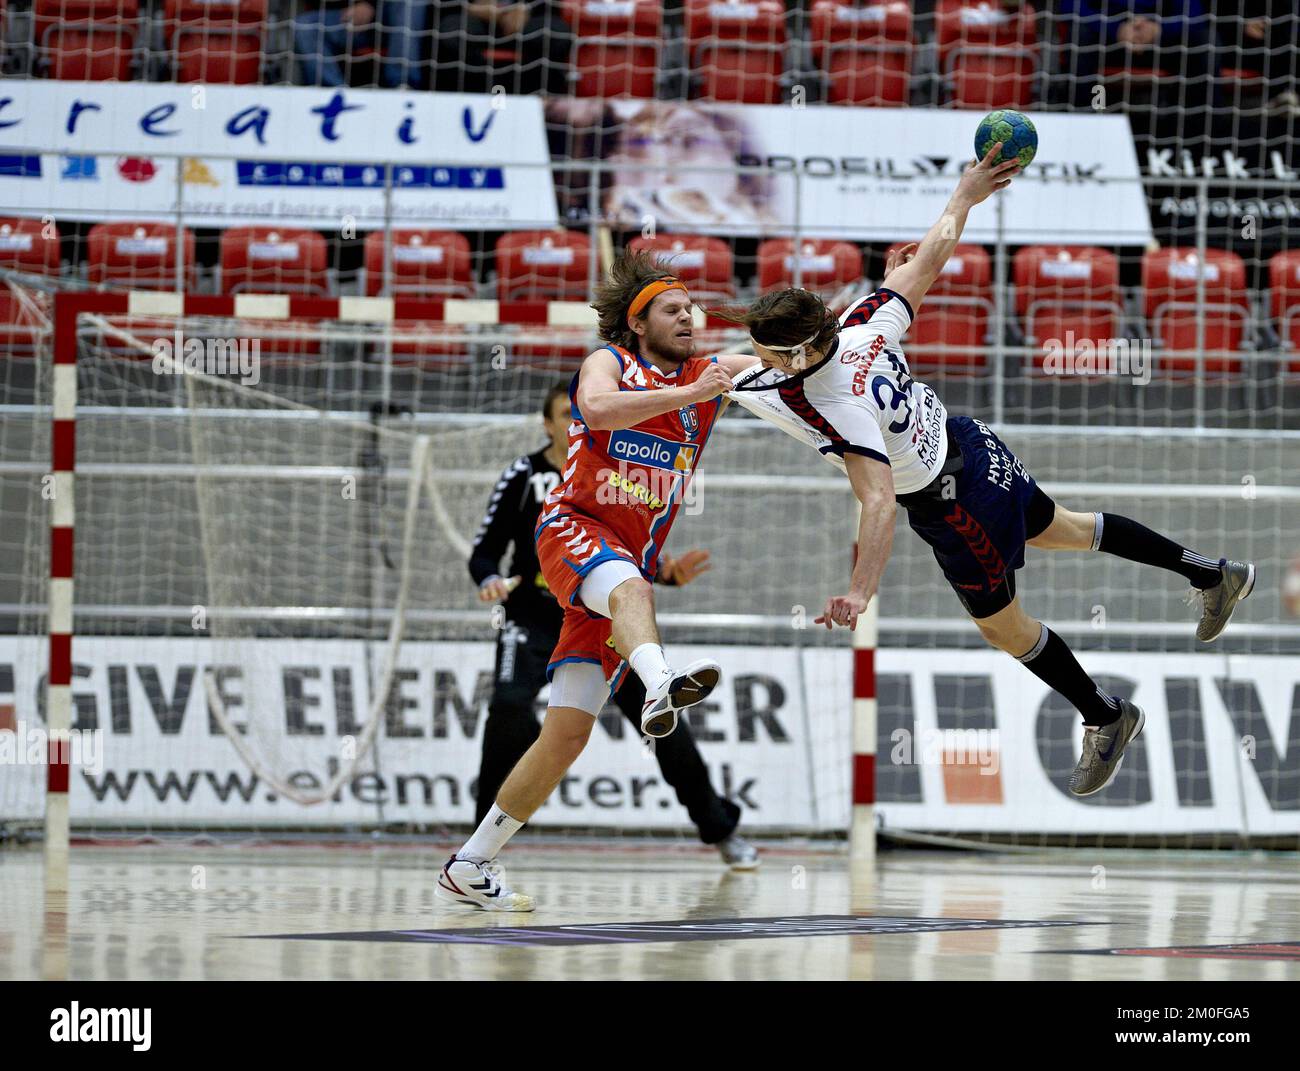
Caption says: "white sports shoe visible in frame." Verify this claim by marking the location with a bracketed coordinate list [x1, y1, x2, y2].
[435, 856, 535, 912]
[640, 658, 722, 738]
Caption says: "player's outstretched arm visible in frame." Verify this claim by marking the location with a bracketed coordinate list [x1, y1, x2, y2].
[882, 143, 1020, 315]
[576, 349, 731, 431]
[816, 453, 896, 630]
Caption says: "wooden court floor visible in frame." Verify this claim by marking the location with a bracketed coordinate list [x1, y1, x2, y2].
[4, 840, 1299, 981]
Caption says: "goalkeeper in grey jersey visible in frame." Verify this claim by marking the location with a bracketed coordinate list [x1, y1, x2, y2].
[718, 144, 1256, 797]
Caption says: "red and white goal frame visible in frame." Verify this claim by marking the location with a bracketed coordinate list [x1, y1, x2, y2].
[45, 289, 876, 860]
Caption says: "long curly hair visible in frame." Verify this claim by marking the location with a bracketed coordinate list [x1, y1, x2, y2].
[592, 250, 679, 352]
[711, 289, 840, 361]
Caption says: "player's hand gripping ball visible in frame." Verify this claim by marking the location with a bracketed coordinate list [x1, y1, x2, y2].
[974, 110, 1037, 169]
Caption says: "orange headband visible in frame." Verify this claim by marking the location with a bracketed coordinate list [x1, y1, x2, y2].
[627, 278, 688, 326]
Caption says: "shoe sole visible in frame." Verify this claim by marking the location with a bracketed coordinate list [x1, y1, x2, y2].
[1198, 563, 1256, 643]
[726, 859, 761, 872]
[642, 664, 721, 738]
[1071, 708, 1146, 798]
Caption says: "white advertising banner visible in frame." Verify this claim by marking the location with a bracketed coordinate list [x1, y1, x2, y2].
[581, 101, 1151, 244]
[0, 639, 841, 831]
[0, 83, 557, 229]
[873, 649, 1300, 838]
[1, 640, 1295, 836]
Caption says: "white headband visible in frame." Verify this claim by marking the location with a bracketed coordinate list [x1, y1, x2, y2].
[753, 330, 818, 353]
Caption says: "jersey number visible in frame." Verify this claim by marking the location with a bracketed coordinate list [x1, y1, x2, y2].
[529, 472, 559, 503]
[871, 375, 913, 433]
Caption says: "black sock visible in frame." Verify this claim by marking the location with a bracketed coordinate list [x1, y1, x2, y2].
[1096, 513, 1222, 589]
[1016, 625, 1120, 725]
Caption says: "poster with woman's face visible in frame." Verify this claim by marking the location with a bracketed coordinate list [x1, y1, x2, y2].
[545, 98, 790, 232]
[603, 102, 787, 229]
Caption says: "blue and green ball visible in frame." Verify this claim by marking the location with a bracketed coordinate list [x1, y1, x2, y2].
[974, 110, 1038, 169]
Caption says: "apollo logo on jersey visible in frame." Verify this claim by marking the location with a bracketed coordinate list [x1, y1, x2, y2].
[608, 430, 698, 473]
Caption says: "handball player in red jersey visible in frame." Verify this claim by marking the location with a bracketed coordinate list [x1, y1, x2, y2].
[437, 252, 759, 910]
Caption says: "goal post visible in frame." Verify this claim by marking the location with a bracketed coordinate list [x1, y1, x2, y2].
[40, 290, 474, 842]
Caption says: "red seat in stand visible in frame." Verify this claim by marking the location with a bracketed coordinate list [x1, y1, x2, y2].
[364, 230, 476, 366]
[1142, 247, 1249, 374]
[565, 0, 662, 98]
[0, 217, 61, 277]
[810, 0, 912, 106]
[1013, 245, 1122, 351]
[495, 230, 593, 368]
[363, 229, 475, 299]
[685, 0, 785, 104]
[219, 227, 332, 358]
[87, 221, 197, 290]
[164, 0, 266, 84]
[34, 0, 139, 80]
[1268, 250, 1300, 371]
[935, 0, 1038, 109]
[757, 238, 863, 301]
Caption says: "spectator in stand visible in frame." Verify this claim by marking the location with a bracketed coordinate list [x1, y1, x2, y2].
[434, 0, 573, 96]
[294, 0, 434, 89]
[1055, 0, 1220, 116]
[1213, 0, 1299, 115]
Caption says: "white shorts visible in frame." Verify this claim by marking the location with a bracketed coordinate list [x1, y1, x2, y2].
[577, 558, 643, 619]
[548, 661, 610, 717]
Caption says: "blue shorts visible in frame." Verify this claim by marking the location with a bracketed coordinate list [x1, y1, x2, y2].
[902, 415, 1055, 619]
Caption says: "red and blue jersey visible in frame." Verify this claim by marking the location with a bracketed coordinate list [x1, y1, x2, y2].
[536, 344, 724, 579]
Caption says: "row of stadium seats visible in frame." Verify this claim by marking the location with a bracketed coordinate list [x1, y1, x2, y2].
[5, 0, 262, 83]
[0, 0, 1034, 107]
[5, 218, 1300, 370]
[4, 0, 1283, 108]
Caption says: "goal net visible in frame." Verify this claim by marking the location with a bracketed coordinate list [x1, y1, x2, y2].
[1, 292, 860, 840]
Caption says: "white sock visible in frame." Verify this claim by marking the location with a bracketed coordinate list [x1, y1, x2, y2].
[458, 804, 524, 864]
[628, 642, 673, 693]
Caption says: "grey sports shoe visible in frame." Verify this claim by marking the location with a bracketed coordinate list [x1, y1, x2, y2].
[1069, 700, 1145, 797]
[1192, 559, 1256, 642]
[717, 834, 759, 871]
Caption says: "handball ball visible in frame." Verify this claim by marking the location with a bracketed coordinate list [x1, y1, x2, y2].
[974, 110, 1038, 169]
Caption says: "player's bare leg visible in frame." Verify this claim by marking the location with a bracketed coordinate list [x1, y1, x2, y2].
[972, 595, 1144, 797]
[609, 576, 721, 739]
[438, 568, 720, 910]
[497, 706, 596, 819]
[436, 706, 596, 912]
[1027, 505, 1255, 642]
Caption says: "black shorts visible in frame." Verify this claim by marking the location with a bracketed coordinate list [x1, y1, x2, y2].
[900, 415, 1055, 619]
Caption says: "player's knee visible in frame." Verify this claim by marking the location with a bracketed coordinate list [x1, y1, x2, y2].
[975, 609, 1038, 654]
[973, 615, 1009, 650]
[1032, 507, 1096, 551]
[539, 709, 594, 762]
[608, 575, 653, 614]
